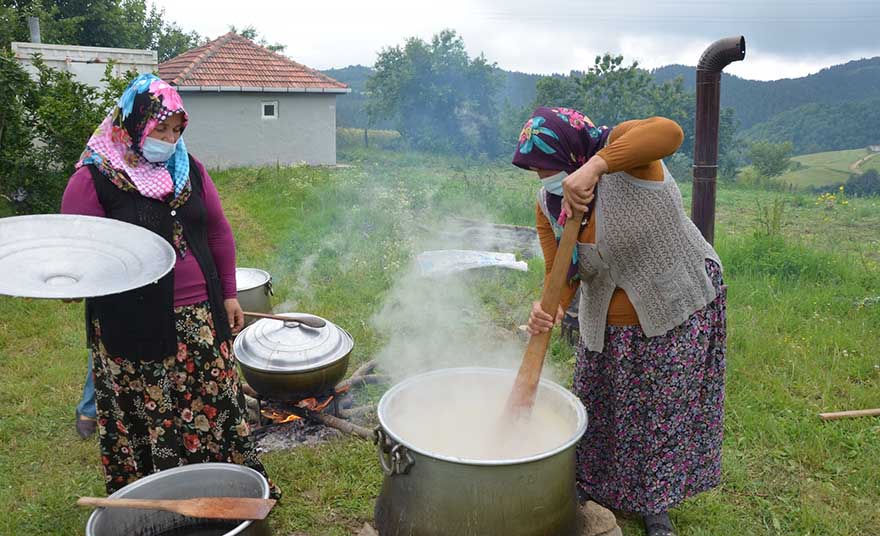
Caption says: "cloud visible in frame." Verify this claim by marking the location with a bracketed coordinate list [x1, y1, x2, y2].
[150, 0, 880, 80]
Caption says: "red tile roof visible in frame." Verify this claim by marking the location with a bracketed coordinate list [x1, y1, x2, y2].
[159, 32, 348, 91]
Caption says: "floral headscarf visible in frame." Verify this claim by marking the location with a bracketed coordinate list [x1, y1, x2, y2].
[512, 107, 611, 281]
[513, 106, 610, 177]
[77, 73, 190, 204]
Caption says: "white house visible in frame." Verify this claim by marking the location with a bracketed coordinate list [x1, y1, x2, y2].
[159, 33, 350, 168]
[11, 41, 157, 90]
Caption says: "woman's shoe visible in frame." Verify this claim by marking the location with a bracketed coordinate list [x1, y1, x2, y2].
[643, 512, 675, 536]
[76, 413, 97, 439]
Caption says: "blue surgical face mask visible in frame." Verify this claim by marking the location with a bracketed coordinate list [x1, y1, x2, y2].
[541, 171, 568, 196]
[141, 137, 178, 163]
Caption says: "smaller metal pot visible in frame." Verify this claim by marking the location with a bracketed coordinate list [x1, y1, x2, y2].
[234, 313, 353, 400]
[236, 268, 273, 326]
[85, 463, 271, 536]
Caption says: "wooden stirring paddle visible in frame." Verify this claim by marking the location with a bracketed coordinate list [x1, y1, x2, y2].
[504, 208, 584, 420]
[76, 496, 276, 521]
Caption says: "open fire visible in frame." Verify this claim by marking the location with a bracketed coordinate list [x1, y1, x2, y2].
[258, 385, 350, 425]
[242, 360, 385, 452]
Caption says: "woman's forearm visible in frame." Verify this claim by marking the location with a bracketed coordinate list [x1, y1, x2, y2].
[596, 117, 684, 173]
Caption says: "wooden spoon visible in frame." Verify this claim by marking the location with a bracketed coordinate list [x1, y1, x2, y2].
[77, 496, 276, 521]
[504, 208, 584, 420]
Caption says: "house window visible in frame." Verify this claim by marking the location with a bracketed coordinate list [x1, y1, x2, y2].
[262, 101, 278, 119]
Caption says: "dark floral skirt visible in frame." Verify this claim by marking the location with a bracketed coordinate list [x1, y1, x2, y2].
[91, 301, 276, 496]
[574, 260, 727, 514]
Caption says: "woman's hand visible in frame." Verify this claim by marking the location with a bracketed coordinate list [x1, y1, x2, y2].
[526, 301, 565, 336]
[562, 155, 609, 217]
[224, 298, 245, 334]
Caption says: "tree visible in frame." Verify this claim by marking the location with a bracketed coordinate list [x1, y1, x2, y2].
[846, 168, 880, 197]
[534, 73, 583, 110]
[748, 140, 794, 177]
[533, 54, 739, 179]
[0, 49, 136, 213]
[366, 29, 502, 156]
[229, 25, 286, 53]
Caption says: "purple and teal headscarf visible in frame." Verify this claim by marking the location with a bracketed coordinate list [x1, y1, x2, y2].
[512, 107, 611, 280]
[513, 106, 611, 221]
[77, 73, 190, 204]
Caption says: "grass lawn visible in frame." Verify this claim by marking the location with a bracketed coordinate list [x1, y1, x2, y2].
[1, 149, 878, 535]
[776, 148, 876, 188]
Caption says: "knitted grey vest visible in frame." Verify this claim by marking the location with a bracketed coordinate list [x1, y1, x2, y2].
[544, 163, 721, 353]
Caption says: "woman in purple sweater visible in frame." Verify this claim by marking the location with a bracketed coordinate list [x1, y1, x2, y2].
[62, 74, 276, 496]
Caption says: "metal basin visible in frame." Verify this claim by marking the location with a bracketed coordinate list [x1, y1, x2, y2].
[85, 463, 271, 536]
[374, 367, 587, 536]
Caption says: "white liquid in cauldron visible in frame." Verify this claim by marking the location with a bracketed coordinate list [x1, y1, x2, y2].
[385, 373, 576, 460]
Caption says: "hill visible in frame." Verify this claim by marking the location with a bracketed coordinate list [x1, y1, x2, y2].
[771, 147, 880, 188]
[741, 97, 880, 155]
[326, 58, 880, 156]
[652, 57, 880, 132]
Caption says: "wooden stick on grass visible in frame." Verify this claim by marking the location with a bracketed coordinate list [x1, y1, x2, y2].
[818, 408, 880, 421]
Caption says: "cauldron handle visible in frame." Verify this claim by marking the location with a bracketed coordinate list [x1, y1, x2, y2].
[374, 427, 414, 476]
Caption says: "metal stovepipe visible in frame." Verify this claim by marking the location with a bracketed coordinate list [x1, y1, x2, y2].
[691, 36, 746, 244]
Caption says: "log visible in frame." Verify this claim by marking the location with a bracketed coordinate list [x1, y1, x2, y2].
[338, 374, 388, 391]
[348, 359, 377, 381]
[290, 406, 374, 440]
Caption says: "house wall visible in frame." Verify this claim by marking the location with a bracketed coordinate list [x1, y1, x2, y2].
[11, 42, 156, 90]
[177, 92, 338, 168]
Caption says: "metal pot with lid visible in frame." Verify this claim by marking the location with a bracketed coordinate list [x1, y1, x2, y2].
[234, 313, 353, 400]
[236, 268, 273, 326]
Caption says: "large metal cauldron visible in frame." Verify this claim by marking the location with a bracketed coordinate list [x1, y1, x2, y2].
[85, 463, 271, 536]
[234, 313, 353, 400]
[374, 368, 588, 536]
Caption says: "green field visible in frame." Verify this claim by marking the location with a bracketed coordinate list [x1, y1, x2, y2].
[1, 148, 879, 535]
[776, 147, 879, 188]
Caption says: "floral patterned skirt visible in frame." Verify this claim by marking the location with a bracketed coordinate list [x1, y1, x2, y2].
[574, 260, 726, 514]
[91, 301, 274, 495]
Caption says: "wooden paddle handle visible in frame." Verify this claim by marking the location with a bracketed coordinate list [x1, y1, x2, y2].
[506, 209, 584, 414]
[819, 408, 880, 420]
[77, 497, 175, 510]
[242, 311, 326, 328]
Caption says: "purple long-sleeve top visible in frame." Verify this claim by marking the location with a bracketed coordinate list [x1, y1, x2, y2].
[61, 157, 237, 306]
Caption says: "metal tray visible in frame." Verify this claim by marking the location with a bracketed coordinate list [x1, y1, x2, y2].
[0, 214, 176, 299]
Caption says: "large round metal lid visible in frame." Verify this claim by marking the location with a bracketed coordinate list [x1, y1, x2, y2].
[235, 267, 271, 292]
[0, 214, 175, 299]
[234, 313, 353, 372]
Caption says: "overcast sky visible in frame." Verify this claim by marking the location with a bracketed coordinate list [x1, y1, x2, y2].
[150, 0, 880, 81]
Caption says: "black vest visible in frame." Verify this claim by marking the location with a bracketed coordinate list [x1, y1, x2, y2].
[85, 156, 231, 361]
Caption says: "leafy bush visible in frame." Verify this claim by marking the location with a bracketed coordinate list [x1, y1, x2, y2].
[812, 169, 880, 198]
[0, 51, 136, 213]
[845, 169, 880, 197]
[748, 140, 794, 177]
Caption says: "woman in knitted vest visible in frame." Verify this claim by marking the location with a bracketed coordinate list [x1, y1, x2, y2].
[513, 107, 726, 536]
